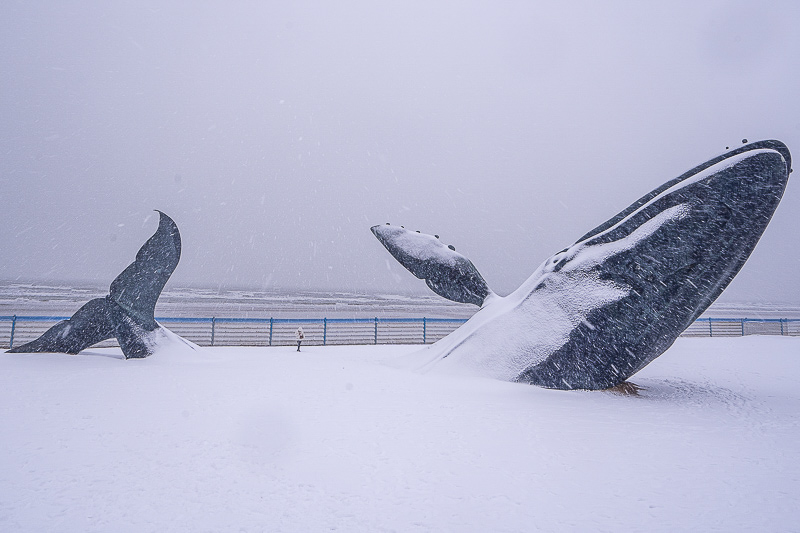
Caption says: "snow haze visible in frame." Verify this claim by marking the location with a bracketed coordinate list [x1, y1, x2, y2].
[1, 1, 799, 303]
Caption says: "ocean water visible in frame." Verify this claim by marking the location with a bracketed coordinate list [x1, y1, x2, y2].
[1, 281, 798, 321]
[0, 282, 477, 320]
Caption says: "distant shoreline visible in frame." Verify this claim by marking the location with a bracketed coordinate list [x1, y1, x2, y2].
[1, 281, 798, 320]
[0, 281, 476, 320]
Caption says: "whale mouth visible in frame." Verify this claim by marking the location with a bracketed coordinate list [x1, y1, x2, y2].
[575, 140, 791, 246]
[703, 140, 790, 177]
[737, 140, 791, 171]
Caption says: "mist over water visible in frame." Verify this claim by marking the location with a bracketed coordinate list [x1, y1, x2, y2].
[2, 2, 799, 304]
[0, 281, 475, 320]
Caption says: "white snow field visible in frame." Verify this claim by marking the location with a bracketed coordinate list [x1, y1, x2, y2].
[1, 336, 798, 532]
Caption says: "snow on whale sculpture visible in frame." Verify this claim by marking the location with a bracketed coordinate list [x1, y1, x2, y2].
[7, 211, 193, 359]
[372, 140, 792, 390]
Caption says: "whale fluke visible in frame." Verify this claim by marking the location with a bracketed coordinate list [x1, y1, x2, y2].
[372, 140, 791, 390]
[370, 224, 491, 306]
[7, 298, 115, 355]
[8, 211, 183, 359]
[109, 210, 181, 329]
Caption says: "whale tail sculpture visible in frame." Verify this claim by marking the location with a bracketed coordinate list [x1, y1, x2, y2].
[372, 140, 792, 390]
[8, 211, 184, 359]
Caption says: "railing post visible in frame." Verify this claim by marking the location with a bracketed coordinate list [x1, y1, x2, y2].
[211, 317, 216, 346]
[323, 318, 327, 346]
[708, 317, 713, 337]
[781, 318, 785, 336]
[741, 318, 745, 336]
[9, 315, 17, 349]
[423, 317, 427, 344]
[374, 317, 378, 345]
[269, 318, 273, 346]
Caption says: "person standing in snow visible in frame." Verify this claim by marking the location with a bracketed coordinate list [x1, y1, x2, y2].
[295, 326, 304, 352]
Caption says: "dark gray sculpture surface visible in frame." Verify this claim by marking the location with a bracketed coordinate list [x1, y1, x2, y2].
[8, 211, 181, 359]
[372, 140, 792, 390]
[370, 225, 491, 306]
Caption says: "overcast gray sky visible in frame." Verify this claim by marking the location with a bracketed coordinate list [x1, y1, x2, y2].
[2, 1, 799, 303]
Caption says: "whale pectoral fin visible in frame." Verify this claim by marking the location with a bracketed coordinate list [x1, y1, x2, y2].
[6, 298, 115, 354]
[371, 224, 491, 306]
[109, 211, 181, 327]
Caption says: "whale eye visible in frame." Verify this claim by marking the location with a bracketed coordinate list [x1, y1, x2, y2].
[435, 235, 439, 239]
[448, 245, 455, 251]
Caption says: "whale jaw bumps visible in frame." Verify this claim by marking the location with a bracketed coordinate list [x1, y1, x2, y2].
[372, 140, 792, 390]
[7, 211, 184, 359]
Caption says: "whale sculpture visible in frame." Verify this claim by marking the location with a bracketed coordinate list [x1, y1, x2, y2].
[8, 211, 186, 359]
[372, 140, 792, 390]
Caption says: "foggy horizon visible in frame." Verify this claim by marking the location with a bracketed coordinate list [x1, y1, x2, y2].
[2, 1, 799, 304]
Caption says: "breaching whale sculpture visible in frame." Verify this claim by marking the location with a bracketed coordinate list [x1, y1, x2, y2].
[8, 211, 185, 359]
[372, 140, 792, 390]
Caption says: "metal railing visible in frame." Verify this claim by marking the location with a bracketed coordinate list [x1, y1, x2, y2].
[1, 315, 798, 350]
[0, 315, 469, 349]
[680, 317, 800, 337]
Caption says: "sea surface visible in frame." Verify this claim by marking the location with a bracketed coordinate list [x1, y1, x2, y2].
[1, 281, 798, 320]
[0, 282, 476, 320]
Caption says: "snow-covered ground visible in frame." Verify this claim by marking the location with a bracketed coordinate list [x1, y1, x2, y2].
[1, 336, 798, 532]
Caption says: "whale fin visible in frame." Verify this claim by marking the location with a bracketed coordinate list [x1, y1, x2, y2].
[370, 225, 491, 306]
[109, 210, 181, 329]
[7, 211, 182, 359]
[7, 298, 115, 354]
